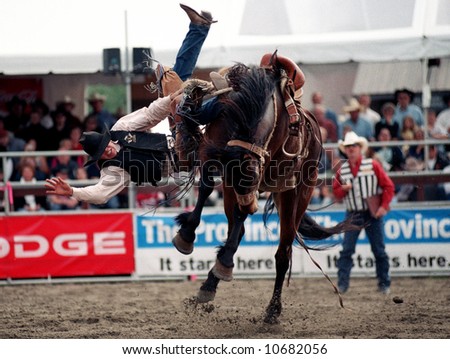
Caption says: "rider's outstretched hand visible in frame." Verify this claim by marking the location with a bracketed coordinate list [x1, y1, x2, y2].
[45, 177, 73, 197]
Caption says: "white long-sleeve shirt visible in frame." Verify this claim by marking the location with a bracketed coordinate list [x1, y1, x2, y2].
[72, 96, 171, 204]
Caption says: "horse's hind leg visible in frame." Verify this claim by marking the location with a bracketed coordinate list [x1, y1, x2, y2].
[172, 166, 215, 254]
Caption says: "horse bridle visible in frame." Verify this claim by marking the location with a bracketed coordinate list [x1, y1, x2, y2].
[225, 93, 279, 209]
[226, 93, 279, 166]
[226, 139, 269, 165]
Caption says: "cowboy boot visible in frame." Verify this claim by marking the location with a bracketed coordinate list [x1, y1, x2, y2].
[180, 4, 217, 26]
[155, 64, 183, 97]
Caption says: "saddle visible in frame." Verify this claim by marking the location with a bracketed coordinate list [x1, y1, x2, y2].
[260, 51, 306, 135]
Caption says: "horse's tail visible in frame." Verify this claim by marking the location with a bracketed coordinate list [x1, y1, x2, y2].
[293, 211, 361, 252]
[297, 212, 359, 241]
[262, 195, 359, 242]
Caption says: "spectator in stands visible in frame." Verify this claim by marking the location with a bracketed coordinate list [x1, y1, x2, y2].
[423, 145, 450, 201]
[85, 93, 116, 130]
[393, 88, 424, 128]
[309, 185, 334, 207]
[373, 127, 404, 172]
[339, 98, 374, 140]
[56, 96, 82, 130]
[83, 113, 100, 132]
[436, 94, 450, 137]
[32, 99, 53, 130]
[45, 3, 217, 207]
[0, 149, 13, 182]
[46, 109, 71, 151]
[312, 106, 338, 143]
[399, 115, 418, 156]
[426, 144, 449, 171]
[3, 96, 28, 135]
[0, 122, 13, 181]
[68, 126, 86, 167]
[407, 128, 426, 161]
[311, 91, 338, 129]
[443, 165, 450, 200]
[16, 108, 49, 150]
[14, 163, 47, 212]
[426, 109, 448, 141]
[0, 128, 26, 179]
[400, 115, 417, 141]
[333, 131, 394, 295]
[375, 102, 399, 140]
[0, 128, 26, 152]
[17, 140, 49, 180]
[358, 94, 381, 128]
[395, 157, 424, 202]
[49, 145, 79, 180]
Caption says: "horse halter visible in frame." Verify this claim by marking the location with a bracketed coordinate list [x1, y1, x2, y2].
[226, 140, 269, 165]
[225, 93, 280, 213]
[225, 92, 279, 167]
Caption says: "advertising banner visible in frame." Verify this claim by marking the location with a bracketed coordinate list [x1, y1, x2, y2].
[0, 213, 134, 279]
[135, 208, 450, 278]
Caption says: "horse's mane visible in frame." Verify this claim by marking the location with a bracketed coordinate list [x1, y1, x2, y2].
[220, 63, 278, 142]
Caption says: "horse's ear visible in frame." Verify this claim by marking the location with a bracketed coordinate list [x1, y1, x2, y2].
[269, 50, 278, 66]
[260, 50, 279, 70]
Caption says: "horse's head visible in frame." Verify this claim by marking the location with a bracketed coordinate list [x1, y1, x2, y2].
[210, 64, 278, 214]
[220, 142, 268, 214]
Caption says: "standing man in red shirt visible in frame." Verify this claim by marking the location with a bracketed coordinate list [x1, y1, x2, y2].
[332, 131, 395, 294]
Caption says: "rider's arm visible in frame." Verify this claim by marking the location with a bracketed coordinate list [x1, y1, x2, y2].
[71, 166, 130, 205]
[111, 96, 172, 132]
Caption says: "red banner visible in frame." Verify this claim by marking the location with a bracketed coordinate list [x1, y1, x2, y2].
[0, 78, 43, 115]
[0, 213, 135, 279]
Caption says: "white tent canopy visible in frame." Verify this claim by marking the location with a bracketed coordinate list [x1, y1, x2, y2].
[1, 0, 450, 75]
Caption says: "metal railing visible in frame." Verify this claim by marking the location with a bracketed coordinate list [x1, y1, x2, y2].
[1, 139, 450, 214]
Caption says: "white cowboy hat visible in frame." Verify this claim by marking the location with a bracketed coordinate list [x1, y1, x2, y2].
[87, 92, 107, 103]
[338, 131, 368, 153]
[342, 98, 362, 113]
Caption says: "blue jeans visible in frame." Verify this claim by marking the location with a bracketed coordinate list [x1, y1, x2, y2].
[173, 23, 210, 81]
[337, 211, 391, 291]
[173, 23, 222, 125]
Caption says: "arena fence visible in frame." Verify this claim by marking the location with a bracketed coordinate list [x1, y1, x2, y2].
[0, 139, 449, 283]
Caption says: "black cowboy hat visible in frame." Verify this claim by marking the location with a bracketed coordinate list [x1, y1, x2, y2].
[394, 88, 415, 101]
[79, 123, 111, 167]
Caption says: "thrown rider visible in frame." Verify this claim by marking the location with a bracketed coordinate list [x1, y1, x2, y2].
[45, 4, 217, 205]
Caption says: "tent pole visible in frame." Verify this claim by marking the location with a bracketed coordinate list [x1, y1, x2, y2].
[422, 58, 430, 166]
[124, 10, 132, 115]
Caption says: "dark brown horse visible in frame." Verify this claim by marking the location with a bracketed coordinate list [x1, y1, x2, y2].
[171, 60, 355, 324]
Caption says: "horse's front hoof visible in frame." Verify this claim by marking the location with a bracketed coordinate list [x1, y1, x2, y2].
[264, 299, 282, 324]
[211, 260, 233, 282]
[197, 289, 216, 303]
[263, 313, 280, 325]
[172, 233, 194, 255]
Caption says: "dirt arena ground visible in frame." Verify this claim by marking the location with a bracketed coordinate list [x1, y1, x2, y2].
[0, 276, 449, 339]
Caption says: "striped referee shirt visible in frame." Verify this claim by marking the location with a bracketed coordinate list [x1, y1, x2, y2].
[333, 157, 395, 212]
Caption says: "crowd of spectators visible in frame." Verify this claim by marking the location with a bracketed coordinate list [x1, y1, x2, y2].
[0, 93, 128, 212]
[1, 87, 450, 212]
[310, 89, 450, 206]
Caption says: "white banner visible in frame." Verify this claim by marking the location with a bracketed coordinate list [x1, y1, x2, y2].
[135, 208, 450, 278]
